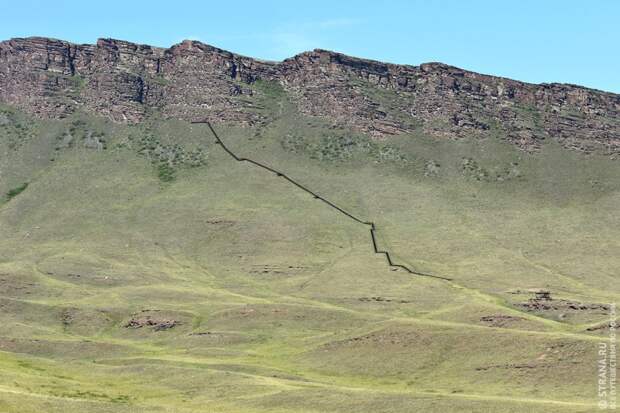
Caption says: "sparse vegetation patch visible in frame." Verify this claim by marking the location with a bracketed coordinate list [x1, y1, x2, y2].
[6, 182, 28, 200]
[281, 132, 408, 163]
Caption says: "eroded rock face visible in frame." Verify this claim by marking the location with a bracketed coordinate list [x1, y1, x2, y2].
[1, 37, 619, 154]
[0, 37, 278, 124]
[279, 50, 620, 152]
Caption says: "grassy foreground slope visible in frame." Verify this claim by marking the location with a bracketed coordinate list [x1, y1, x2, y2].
[0, 100, 618, 412]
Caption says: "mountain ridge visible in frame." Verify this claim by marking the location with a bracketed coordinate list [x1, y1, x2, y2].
[5, 36, 615, 92]
[1, 36, 618, 154]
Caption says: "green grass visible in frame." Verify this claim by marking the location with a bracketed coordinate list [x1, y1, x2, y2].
[156, 163, 175, 182]
[5, 182, 28, 200]
[0, 103, 617, 412]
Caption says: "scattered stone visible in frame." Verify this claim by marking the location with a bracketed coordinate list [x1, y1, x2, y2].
[206, 218, 235, 226]
[249, 264, 306, 276]
[83, 131, 106, 150]
[586, 321, 618, 332]
[479, 314, 525, 328]
[535, 290, 552, 300]
[124, 314, 180, 331]
[358, 296, 411, 304]
[516, 291, 610, 314]
[424, 160, 440, 177]
[476, 363, 538, 371]
[60, 308, 75, 327]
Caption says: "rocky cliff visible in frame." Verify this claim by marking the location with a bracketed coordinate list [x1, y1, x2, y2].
[1, 36, 618, 154]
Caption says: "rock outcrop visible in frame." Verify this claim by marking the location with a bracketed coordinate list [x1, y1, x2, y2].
[1, 36, 618, 154]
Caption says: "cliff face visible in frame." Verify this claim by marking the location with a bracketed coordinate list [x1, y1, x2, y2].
[0, 37, 277, 124]
[1, 37, 619, 153]
[280, 50, 620, 153]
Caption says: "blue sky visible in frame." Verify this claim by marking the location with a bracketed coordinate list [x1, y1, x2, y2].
[1, 0, 618, 92]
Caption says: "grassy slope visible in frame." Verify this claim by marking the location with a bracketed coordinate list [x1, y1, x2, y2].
[0, 86, 618, 413]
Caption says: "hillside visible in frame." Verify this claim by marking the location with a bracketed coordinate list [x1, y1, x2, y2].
[0, 37, 618, 413]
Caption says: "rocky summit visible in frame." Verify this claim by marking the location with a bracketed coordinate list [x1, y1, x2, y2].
[0, 36, 618, 154]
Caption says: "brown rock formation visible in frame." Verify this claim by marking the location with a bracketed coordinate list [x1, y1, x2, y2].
[1, 36, 618, 154]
